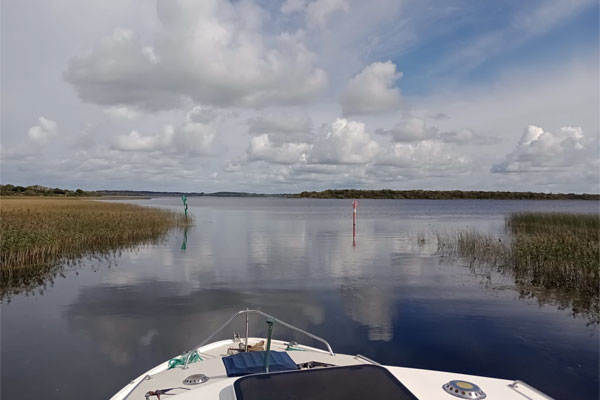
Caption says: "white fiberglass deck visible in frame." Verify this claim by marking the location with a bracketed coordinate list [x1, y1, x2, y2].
[112, 337, 552, 400]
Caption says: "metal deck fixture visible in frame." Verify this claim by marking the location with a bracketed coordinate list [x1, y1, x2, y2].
[443, 380, 486, 399]
[183, 374, 209, 385]
[182, 309, 334, 369]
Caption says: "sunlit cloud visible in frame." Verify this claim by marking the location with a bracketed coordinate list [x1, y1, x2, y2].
[1, 0, 597, 192]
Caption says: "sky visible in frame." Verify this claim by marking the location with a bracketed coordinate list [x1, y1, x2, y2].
[1, 0, 598, 193]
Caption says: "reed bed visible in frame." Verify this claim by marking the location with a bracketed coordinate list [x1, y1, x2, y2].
[507, 213, 598, 298]
[1, 198, 189, 273]
[436, 212, 599, 321]
[436, 231, 511, 269]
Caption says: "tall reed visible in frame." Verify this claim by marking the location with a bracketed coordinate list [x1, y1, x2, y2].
[1, 198, 189, 272]
[436, 212, 599, 322]
[507, 213, 598, 297]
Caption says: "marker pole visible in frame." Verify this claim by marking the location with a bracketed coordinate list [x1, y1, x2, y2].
[352, 201, 357, 246]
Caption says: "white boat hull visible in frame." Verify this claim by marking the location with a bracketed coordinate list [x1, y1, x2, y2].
[111, 337, 552, 400]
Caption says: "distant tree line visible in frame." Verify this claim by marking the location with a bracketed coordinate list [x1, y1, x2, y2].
[95, 190, 270, 197]
[0, 184, 97, 197]
[291, 189, 600, 200]
[0, 186, 271, 198]
[3, 185, 598, 200]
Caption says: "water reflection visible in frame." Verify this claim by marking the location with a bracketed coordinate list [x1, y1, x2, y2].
[515, 285, 600, 325]
[0, 263, 64, 301]
[2, 198, 599, 400]
[181, 225, 188, 251]
[0, 253, 119, 302]
[340, 284, 395, 341]
[439, 244, 600, 325]
[63, 284, 327, 374]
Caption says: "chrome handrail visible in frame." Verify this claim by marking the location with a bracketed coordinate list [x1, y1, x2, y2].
[355, 354, 381, 366]
[183, 309, 334, 368]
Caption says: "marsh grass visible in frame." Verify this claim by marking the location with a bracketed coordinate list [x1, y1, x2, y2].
[436, 212, 600, 322]
[1, 198, 190, 294]
[437, 231, 510, 269]
[507, 213, 598, 297]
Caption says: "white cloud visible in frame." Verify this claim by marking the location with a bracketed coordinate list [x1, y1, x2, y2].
[65, 2, 327, 110]
[103, 106, 139, 121]
[377, 140, 468, 170]
[112, 108, 219, 156]
[3, 0, 597, 193]
[281, 0, 307, 14]
[174, 121, 218, 156]
[340, 61, 401, 116]
[237, 115, 478, 181]
[222, 161, 242, 173]
[376, 116, 436, 142]
[438, 129, 500, 145]
[492, 125, 587, 173]
[309, 118, 379, 164]
[113, 127, 174, 152]
[248, 112, 313, 144]
[244, 116, 380, 166]
[27, 117, 57, 144]
[248, 113, 311, 135]
[246, 134, 311, 164]
[186, 106, 218, 124]
[282, 0, 349, 28]
[432, 113, 450, 120]
[291, 163, 344, 175]
[141, 46, 159, 64]
[376, 115, 499, 145]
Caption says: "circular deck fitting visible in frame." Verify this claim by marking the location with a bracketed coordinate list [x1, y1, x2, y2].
[183, 374, 209, 385]
[442, 380, 486, 399]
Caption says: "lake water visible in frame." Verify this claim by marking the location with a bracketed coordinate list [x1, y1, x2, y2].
[1, 198, 598, 399]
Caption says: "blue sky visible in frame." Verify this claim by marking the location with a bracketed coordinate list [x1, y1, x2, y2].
[392, 0, 599, 95]
[1, 0, 598, 193]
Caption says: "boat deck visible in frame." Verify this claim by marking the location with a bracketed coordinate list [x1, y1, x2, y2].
[114, 337, 552, 400]
[121, 338, 363, 399]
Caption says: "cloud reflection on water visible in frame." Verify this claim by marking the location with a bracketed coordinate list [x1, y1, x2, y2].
[3, 198, 599, 400]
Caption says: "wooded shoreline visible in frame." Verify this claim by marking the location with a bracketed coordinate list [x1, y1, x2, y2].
[2, 184, 598, 200]
[292, 189, 600, 200]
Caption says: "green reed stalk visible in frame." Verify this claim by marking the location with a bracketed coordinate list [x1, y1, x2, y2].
[1, 198, 190, 272]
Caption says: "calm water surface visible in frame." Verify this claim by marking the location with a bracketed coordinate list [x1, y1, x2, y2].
[2, 198, 598, 399]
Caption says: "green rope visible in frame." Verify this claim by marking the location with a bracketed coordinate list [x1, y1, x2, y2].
[286, 345, 306, 351]
[168, 351, 202, 369]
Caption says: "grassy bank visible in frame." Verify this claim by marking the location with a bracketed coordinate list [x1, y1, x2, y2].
[437, 212, 599, 321]
[1, 198, 189, 272]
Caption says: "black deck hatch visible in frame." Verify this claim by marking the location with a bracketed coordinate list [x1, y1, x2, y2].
[233, 364, 418, 400]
